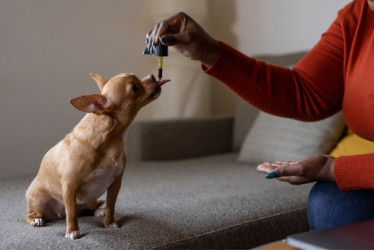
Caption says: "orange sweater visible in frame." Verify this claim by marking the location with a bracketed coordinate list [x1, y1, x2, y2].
[204, 0, 374, 190]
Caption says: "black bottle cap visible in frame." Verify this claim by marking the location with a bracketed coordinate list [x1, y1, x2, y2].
[154, 43, 168, 57]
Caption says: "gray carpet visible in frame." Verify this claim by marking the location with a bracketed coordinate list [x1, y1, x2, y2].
[0, 153, 312, 249]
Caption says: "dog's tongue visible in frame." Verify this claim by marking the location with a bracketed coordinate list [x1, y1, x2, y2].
[157, 79, 170, 87]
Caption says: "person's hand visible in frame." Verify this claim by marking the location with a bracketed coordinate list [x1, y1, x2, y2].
[256, 155, 336, 184]
[144, 12, 220, 68]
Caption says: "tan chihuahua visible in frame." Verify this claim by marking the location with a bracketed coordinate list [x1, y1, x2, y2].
[26, 73, 169, 239]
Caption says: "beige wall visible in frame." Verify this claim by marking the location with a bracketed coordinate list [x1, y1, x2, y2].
[0, 0, 351, 178]
[0, 0, 153, 178]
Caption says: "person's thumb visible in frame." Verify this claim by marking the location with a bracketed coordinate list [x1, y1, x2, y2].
[160, 32, 190, 46]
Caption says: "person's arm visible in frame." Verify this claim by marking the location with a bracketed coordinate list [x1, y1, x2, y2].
[203, 17, 345, 121]
[146, 10, 346, 121]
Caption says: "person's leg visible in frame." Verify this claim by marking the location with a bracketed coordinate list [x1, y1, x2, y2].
[308, 181, 374, 231]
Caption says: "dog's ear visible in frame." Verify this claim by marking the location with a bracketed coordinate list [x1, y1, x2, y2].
[90, 73, 108, 92]
[70, 94, 114, 115]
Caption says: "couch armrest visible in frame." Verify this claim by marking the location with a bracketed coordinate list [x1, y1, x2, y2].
[125, 116, 234, 161]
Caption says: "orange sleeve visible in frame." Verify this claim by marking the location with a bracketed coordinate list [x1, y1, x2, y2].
[203, 35, 344, 121]
[335, 154, 374, 190]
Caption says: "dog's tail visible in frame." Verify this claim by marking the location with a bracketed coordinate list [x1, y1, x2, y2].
[96, 200, 105, 208]
[92, 200, 106, 217]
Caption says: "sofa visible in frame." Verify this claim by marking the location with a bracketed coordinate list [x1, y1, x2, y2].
[0, 51, 347, 249]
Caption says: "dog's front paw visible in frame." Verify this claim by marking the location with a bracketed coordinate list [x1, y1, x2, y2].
[65, 231, 80, 240]
[30, 218, 44, 227]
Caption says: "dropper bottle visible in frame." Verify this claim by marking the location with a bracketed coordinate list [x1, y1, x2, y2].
[154, 43, 168, 81]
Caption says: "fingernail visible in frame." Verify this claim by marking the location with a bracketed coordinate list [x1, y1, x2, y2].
[142, 47, 148, 55]
[160, 36, 168, 44]
[150, 46, 154, 55]
[266, 172, 278, 179]
[145, 37, 149, 44]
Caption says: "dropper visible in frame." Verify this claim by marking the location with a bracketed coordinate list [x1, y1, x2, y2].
[158, 57, 163, 80]
[154, 43, 168, 81]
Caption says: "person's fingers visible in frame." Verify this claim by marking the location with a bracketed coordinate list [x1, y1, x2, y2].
[270, 162, 311, 184]
[271, 161, 291, 167]
[277, 175, 312, 185]
[149, 23, 161, 54]
[144, 22, 162, 55]
[143, 32, 151, 55]
[268, 156, 329, 184]
[276, 162, 304, 177]
[257, 161, 298, 173]
[153, 20, 169, 45]
[144, 13, 186, 54]
[154, 20, 176, 44]
[256, 162, 276, 173]
[259, 161, 305, 182]
[151, 12, 188, 44]
[158, 12, 190, 35]
[157, 34, 177, 46]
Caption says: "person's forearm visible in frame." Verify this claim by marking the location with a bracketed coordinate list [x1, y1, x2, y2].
[203, 41, 341, 121]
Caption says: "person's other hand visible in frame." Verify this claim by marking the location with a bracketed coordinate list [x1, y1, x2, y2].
[144, 12, 220, 68]
[256, 155, 336, 184]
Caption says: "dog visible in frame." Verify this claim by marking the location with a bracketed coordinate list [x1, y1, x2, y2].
[26, 73, 169, 239]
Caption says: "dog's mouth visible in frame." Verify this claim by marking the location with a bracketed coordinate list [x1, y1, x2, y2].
[148, 78, 170, 99]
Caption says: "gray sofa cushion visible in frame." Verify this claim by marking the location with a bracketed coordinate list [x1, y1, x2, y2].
[0, 153, 312, 249]
[238, 111, 346, 164]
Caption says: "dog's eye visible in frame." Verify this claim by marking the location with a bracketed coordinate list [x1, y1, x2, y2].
[131, 84, 138, 92]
